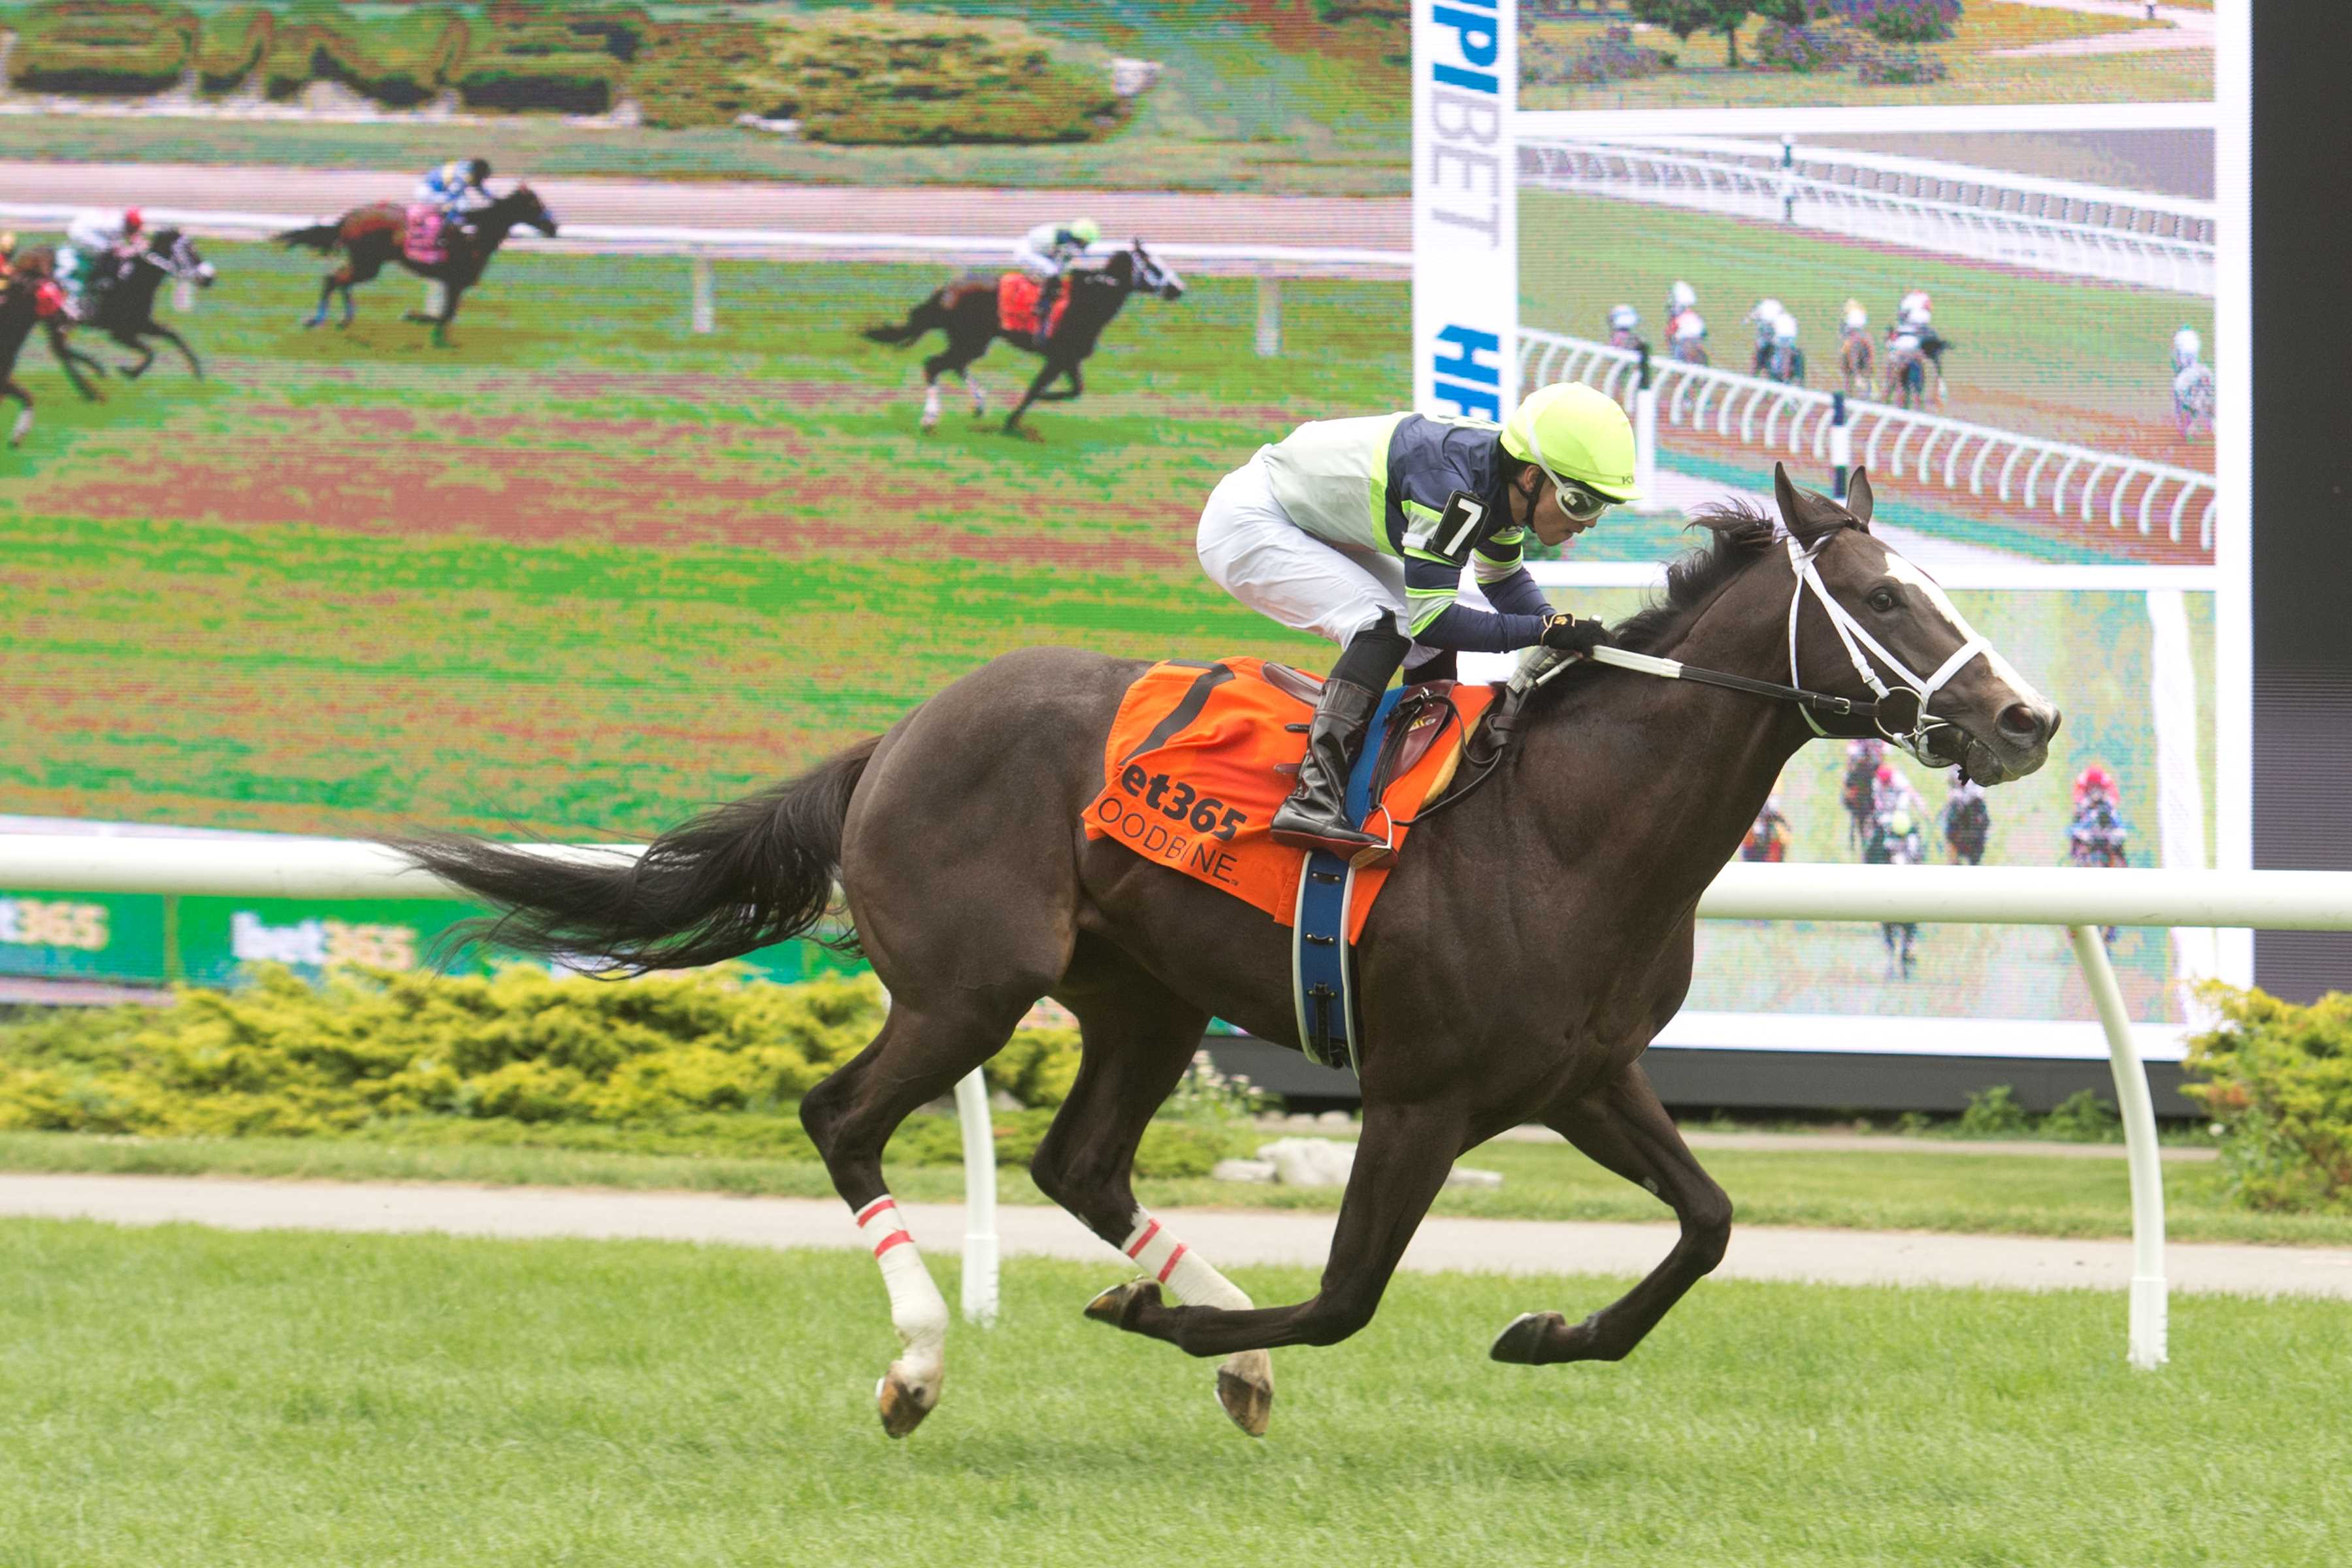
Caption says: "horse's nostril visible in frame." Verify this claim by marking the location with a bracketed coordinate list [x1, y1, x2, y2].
[1998, 702, 2045, 743]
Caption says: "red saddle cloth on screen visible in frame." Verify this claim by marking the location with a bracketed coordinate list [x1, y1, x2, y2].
[404, 204, 448, 267]
[997, 272, 1071, 337]
[1081, 658, 1495, 943]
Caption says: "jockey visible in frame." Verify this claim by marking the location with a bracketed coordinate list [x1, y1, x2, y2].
[1770, 308, 1799, 372]
[1669, 305, 1707, 353]
[1741, 795, 1791, 863]
[1665, 279, 1697, 321]
[1745, 297, 1784, 370]
[1196, 382, 1642, 860]
[2072, 762, 2119, 809]
[56, 206, 142, 317]
[2172, 325, 2202, 372]
[1941, 768, 1989, 865]
[1841, 299, 1868, 335]
[1013, 217, 1101, 345]
[1898, 289, 1931, 329]
[1607, 302, 1641, 349]
[416, 158, 493, 225]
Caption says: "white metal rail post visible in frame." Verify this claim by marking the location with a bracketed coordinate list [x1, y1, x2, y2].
[6, 838, 2352, 1367]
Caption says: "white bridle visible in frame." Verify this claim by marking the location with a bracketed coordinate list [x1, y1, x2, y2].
[1786, 534, 1986, 762]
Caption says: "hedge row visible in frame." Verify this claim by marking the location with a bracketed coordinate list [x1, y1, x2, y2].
[0, 964, 1080, 1137]
[2185, 983, 2352, 1214]
[1, 1, 1129, 143]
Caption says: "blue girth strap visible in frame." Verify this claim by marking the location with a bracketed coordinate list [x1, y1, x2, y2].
[1290, 685, 1409, 1073]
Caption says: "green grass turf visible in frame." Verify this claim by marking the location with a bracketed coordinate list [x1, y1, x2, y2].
[1, 1219, 2345, 1566]
[0, 1, 1410, 195]
[1520, 189, 2217, 455]
[8, 1128, 2347, 1246]
[1524, 2, 2212, 111]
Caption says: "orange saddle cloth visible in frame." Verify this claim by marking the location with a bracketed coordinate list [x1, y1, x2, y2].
[997, 272, 1071, 337]
[404, 204, 448, 266]
[1083, 658, 1496, 943]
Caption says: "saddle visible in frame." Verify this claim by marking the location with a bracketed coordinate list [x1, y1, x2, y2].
[404, 204, 449, 267]
[997, 272, 1071, 338]
[1082, 659, 1497, 1071]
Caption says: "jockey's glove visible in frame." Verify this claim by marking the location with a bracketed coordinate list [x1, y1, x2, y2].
[1538, 615, 1613, 655]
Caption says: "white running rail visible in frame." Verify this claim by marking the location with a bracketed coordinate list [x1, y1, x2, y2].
[1520, 136, 2215, 296]
[0, 200, 1410, 279]
[1520, 329, 2219, 551]
[8, 832, 2352, 1371]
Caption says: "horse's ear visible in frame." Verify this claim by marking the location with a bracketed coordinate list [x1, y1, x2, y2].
[1771, 461, 1805, 533]
[1845, 466, 1874, 529]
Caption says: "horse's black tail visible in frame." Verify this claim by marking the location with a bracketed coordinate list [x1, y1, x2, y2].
[395, 736, 881, 974]
[274, 221, 342, 254]
[862, 298, 943, 347]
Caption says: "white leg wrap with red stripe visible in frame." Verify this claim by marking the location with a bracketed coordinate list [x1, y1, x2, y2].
[856, 1194, 949, 1383]
[1120, 1208, 1253, 1311]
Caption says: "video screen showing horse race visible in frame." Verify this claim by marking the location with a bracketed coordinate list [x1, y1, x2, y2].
[6, 5, 2345, 1567]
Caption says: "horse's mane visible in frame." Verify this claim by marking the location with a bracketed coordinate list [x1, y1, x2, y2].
[1576, 495, 1857, 657]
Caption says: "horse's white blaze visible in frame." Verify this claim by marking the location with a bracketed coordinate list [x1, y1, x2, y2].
[1120, 1207, 1252, 1311]
[1882, 552, 2048, 713]
[855, 1194, 949, 1387]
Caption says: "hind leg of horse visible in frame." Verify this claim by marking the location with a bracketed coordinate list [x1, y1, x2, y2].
[1088, 1096, 1464, 1358]
[1490, 1062, 1730, 1367]
[921, 345, 976, 430]
[1030, 960, 1275, 1435]
[799, 996, 1033, 1438]
[958, 367, 987, 419]
[114, 330, 155, 380]
[4, 379, 30, 447]
[46, 327, 103, 402]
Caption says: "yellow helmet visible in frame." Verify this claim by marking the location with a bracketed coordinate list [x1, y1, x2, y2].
[1501, 382, 1641, 503]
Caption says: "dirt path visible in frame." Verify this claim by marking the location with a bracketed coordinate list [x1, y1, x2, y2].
[5, 1172, 2342, 1298]
[0, 161, 1410, 250]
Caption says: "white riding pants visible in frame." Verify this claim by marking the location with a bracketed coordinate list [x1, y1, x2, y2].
[1196, 449, 1443, 671]
[1011, 245, 1064, 279]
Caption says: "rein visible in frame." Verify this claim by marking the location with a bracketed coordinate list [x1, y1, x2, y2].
[1410, 530, 1987, 823]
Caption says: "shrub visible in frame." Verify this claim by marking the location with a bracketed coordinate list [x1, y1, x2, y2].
[7, 0, 195, 95]
[753, 12, 1123, 146]
[261, 3, 470, 108]
[2183, 984, 2352, 1213]
[1522, 33, 1676, 86]
[985, 1026, 1081, 1109]
[457, 54, 615, 113]
[1956, 1083, 2029, 1138]
[1855, 46, 1946, 83]
[194, 4, 272, 92]
[1828, 0, 1960, 44]
[0, 964, 887, 1137]
[2040, 1088, 2122, 1143]
[1752, 20, 1855, 72]
[624, 16, 767, 129]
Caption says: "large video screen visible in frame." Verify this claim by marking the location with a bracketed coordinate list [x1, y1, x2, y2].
[0, 0, 2246, 1073]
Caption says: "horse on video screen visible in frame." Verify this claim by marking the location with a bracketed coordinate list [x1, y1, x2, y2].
[276, 185, 558, 346]
[862, 240, 1184, 434]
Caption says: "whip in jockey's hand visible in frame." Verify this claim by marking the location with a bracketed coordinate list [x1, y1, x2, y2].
[1195, 382, 1642, 862]
[1012, 217, 1100, 345]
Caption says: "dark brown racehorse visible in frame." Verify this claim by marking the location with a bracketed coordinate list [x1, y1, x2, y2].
[276, 185, 557, 346]
[0, 259, 82, 444]
[44, 227, 216, 391]
[396, 465, 2058, 1441]
[861, 240, 1184, 434]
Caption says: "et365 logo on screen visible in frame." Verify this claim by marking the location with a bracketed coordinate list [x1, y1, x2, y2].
[1092, 766, 1249, 887]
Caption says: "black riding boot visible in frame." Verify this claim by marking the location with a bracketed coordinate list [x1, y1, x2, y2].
[1036, 276, 1061, 344]
[1271, 678, 1391, 866]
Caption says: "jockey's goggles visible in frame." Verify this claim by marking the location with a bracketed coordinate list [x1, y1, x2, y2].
[1552, 478, 1612, 523]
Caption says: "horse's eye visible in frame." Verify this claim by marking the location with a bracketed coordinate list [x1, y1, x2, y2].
[1867, 588, 1900, 613]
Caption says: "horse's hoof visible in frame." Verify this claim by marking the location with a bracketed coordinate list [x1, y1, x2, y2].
[1084, 1278, 1161, 1330]
[875, 1369, 937, 1439]
[1216, 1351, 1273, 1437]
[1490, 1311, 1565, 1364]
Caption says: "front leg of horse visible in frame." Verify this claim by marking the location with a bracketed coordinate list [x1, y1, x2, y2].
[1002, 359, 1061, 434]
[47, 327, 102, 402]
[1492, 1064, 1731, 1367]
[150, 323, 202, 380]
[1086, 1102, 1461, 1360]
[118, 335, 156, 381]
